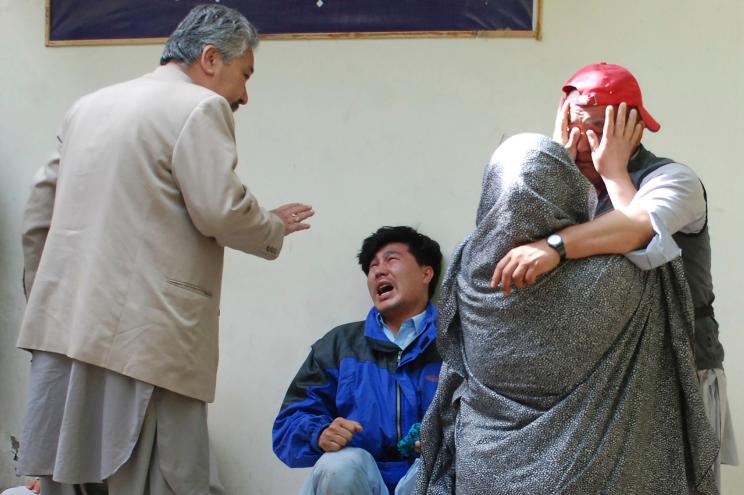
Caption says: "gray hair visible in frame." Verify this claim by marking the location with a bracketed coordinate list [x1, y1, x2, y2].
[160, 4, 259, 66]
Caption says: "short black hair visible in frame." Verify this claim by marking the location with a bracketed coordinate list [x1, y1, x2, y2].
[358, 226, 443, 300]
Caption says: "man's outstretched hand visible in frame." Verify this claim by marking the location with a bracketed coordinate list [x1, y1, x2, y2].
[491, 240, 560, 296]
[318, 417, 364, 452]
[271, 203, 314, 235]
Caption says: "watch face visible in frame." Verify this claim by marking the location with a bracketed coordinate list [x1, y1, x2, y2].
[547, 234, 562, 247]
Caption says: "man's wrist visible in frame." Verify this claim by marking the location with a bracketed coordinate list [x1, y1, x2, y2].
[314, 422, 332, 452]
[546, 234, 566, 263]
[602, 173, 637, 209]
[600, 169, 632, 185]
[597, 155, 632, 183]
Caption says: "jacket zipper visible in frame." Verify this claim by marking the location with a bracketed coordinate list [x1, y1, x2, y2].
[396, 350, 402, 443]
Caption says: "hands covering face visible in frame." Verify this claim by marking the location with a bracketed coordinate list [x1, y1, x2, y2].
[553, 99, 581, 161]
[587, 103, 645, 181]
[553, 99, 645, 181]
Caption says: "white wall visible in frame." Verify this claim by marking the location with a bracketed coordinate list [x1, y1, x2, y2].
[1, 0, 741, 493]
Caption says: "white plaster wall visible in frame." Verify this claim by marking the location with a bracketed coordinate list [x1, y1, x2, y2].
[1, 0, 741, 493]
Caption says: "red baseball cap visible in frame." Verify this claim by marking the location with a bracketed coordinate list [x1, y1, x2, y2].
[562, 63, 660, 132]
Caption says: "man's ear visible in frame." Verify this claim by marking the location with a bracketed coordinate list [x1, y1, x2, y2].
[422, 266, 434, 285]
[198, 45, 221, 76]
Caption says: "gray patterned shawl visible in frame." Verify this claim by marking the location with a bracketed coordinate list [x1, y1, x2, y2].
[416, 133, 718, 495]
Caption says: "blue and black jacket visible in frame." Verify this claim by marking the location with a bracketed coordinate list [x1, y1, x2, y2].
[272, 303, 441, 493]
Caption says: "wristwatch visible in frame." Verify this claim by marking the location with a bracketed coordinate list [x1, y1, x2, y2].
[546, 234, 566, 263]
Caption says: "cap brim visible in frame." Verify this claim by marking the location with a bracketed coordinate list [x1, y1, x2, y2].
[638, 106, 660, 132]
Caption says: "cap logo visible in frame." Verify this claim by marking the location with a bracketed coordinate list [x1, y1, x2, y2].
[577, 94, 598, 106]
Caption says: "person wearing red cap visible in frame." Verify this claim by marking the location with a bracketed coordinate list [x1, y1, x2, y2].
[491, 62, 738, 487]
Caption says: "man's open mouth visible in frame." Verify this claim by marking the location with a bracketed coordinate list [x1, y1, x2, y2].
[377, 284, 394, 295]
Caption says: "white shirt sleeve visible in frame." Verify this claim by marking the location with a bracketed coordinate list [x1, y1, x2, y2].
[624, 163, 706, 270]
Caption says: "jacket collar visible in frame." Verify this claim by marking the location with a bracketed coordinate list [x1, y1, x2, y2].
[363, 303, 438, 358]
[627, 144, 658, 174]
[145, 64, 196, 85]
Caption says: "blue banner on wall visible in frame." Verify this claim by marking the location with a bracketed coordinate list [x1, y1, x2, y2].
[48, 0, 536, 43]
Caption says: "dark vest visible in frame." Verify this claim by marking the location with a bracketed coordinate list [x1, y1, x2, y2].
[595, 146, 723, 370]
